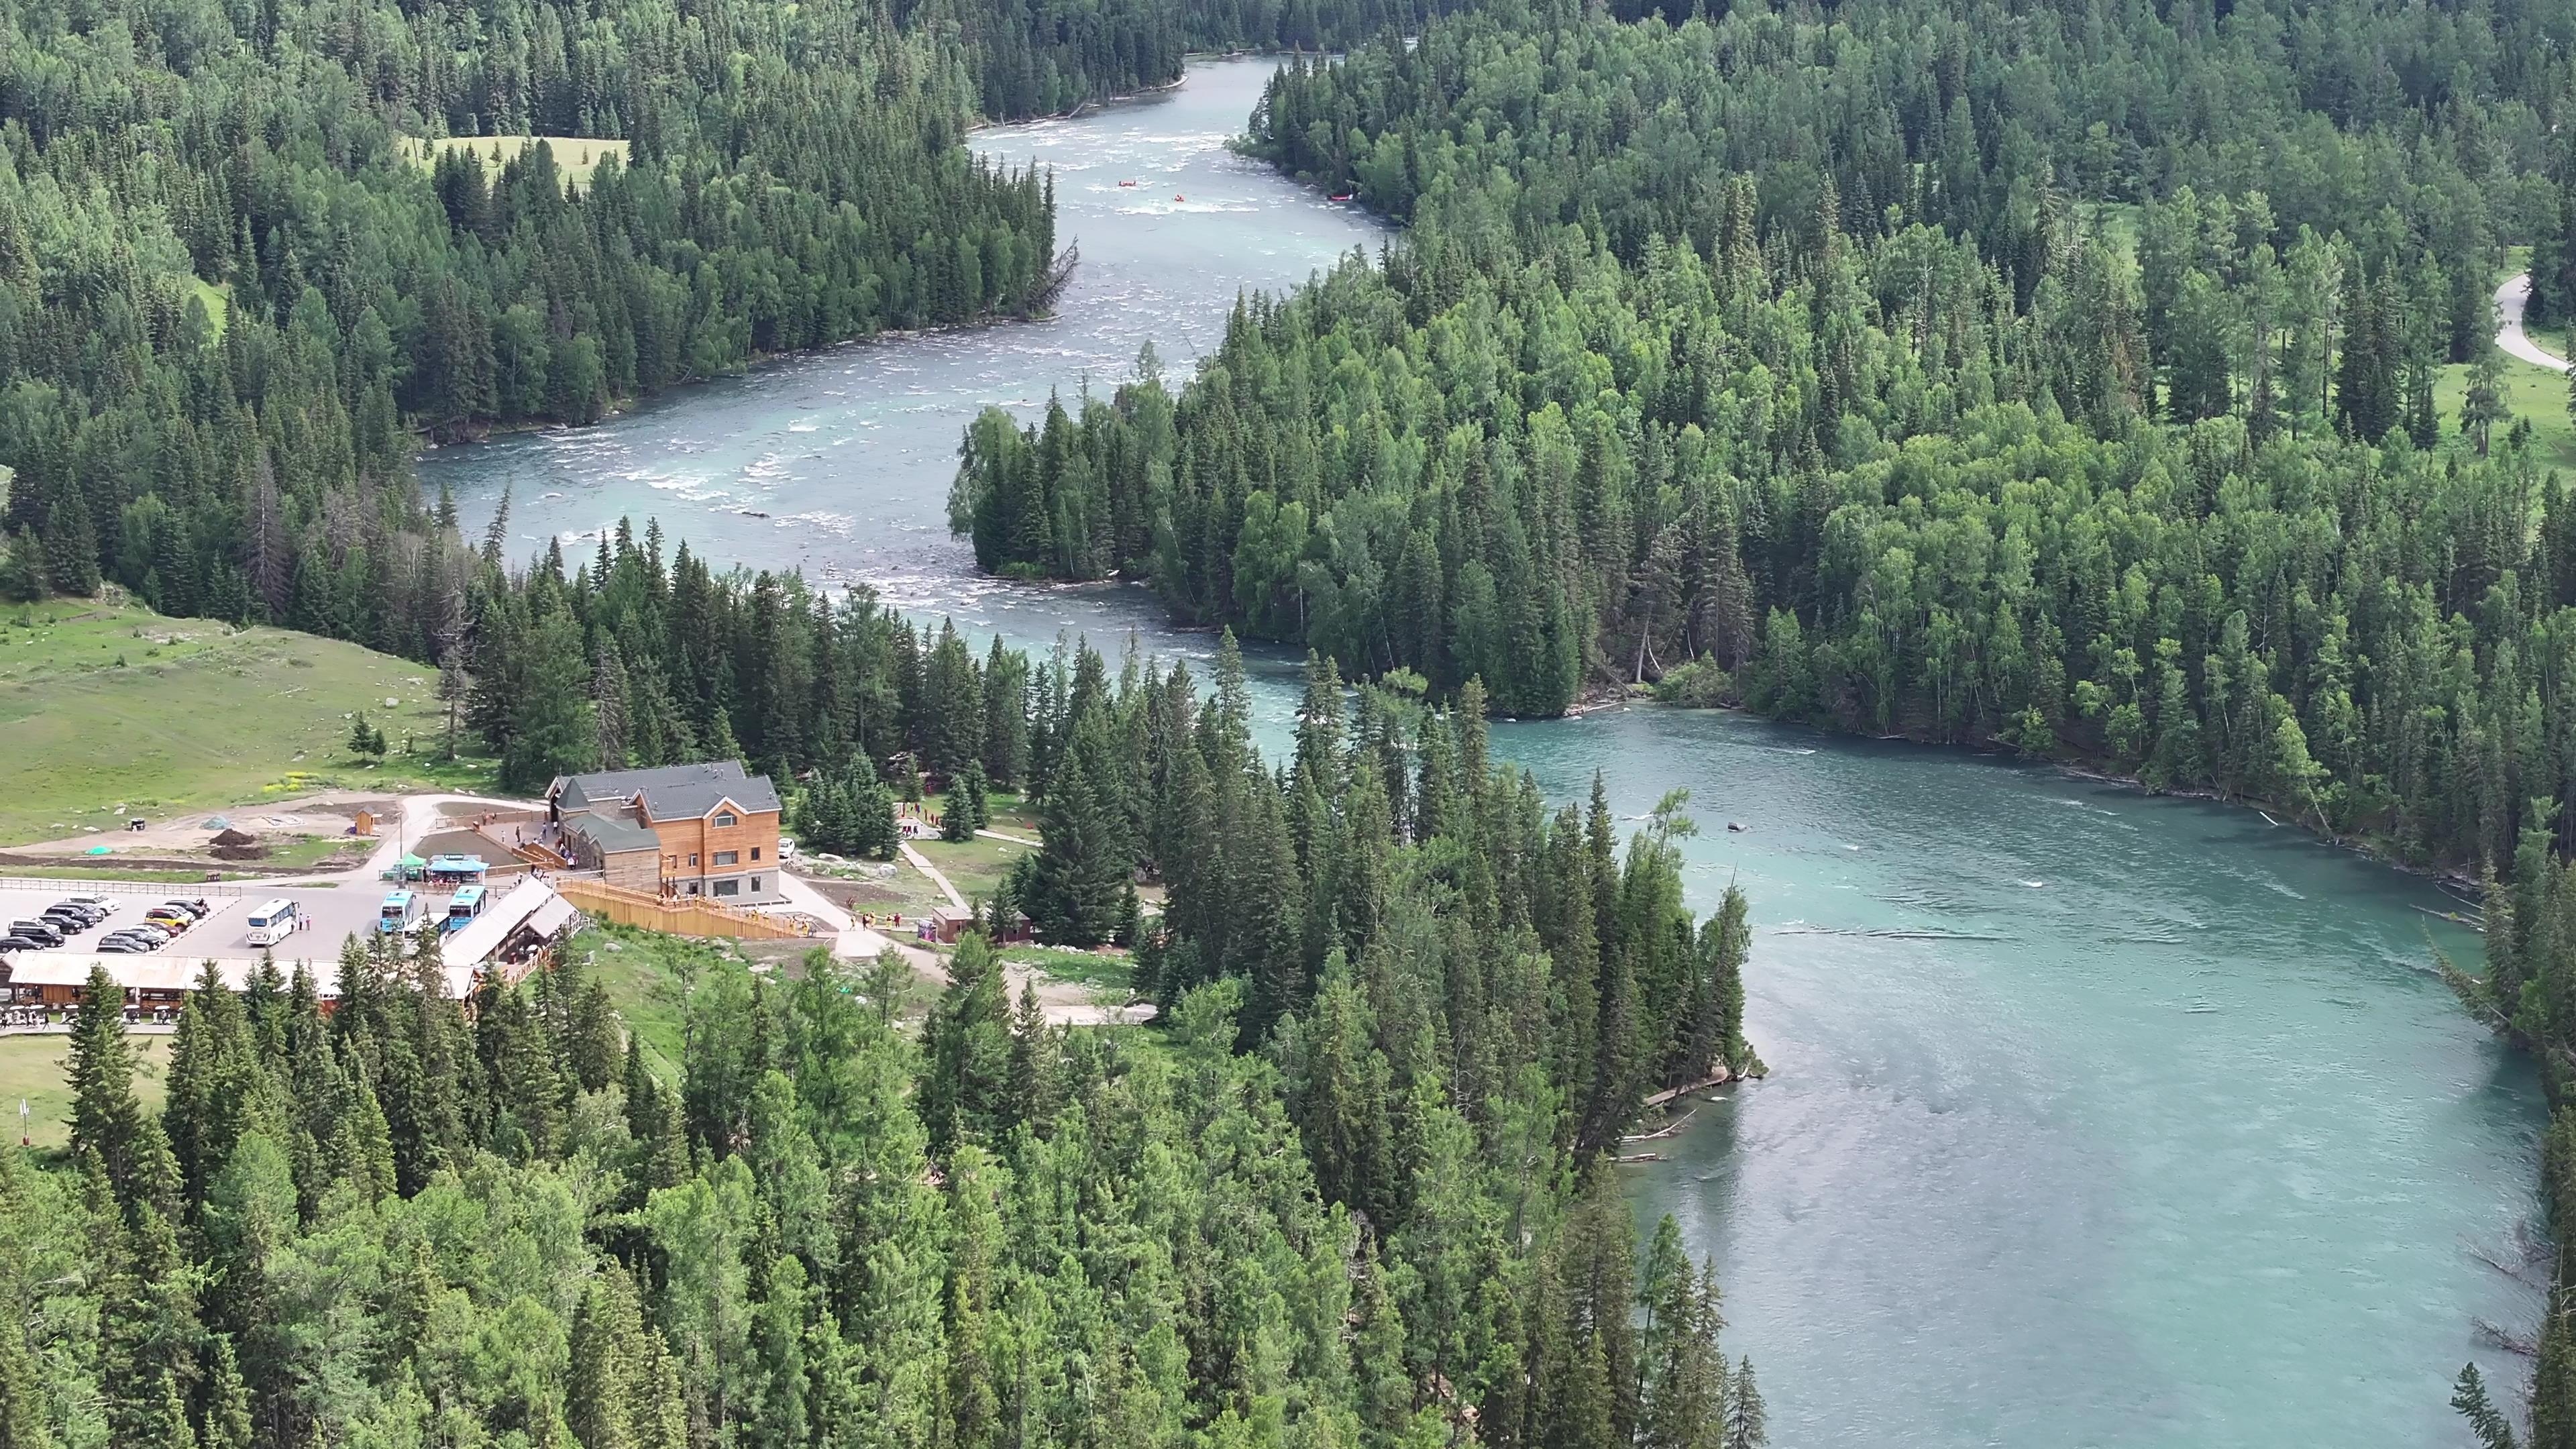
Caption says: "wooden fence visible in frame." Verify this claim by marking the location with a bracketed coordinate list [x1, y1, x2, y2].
[552, 877, 814, 941]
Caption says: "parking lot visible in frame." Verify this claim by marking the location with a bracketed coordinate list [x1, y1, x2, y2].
[0, 879, 471, 962]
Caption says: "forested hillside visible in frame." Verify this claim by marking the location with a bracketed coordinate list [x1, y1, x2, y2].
[0, 0, 1073, 656]
[952, 0, 2576, 873]
[0, 610, 1763, 1448]
[923, 0, 1448, 122]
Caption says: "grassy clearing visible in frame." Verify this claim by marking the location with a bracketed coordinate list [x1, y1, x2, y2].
[2435, 244, 2576, 474]
[0, 1033, 172, 1152]
[911, 831, 1035, 906]
[2085, 201, 2142, 261]
[565, 922, 735, 1085]
[0, 597, 498, 847]
[566, 924, 878, 1082]
[260, 835, 365, 869]
[399, 136, 630, 193]
[1000, 945, 1132, 992]
[186, 277, 230, 337]
[799, 858, 949, 916]
[2433, 352, 2576, 474]
[977, 791, 1042, 837]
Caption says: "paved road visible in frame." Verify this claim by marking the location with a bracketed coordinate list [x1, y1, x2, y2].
[2497, 273, 2572, 373]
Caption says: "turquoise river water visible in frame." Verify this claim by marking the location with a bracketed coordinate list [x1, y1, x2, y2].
[425, 58, 2545, 1448]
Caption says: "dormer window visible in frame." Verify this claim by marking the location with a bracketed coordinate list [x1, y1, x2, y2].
[714, 811, 737, 828]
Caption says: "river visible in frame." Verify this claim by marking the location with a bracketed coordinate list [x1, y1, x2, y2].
[425, 57, 2544, 1449]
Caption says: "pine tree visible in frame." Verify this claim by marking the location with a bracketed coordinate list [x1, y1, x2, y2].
[0, 527, 44, 603]
[1028, 765, 1126, 947]
[201, 1336, 254, 1449]
[1350, 1232, 1415, 1448]
[1724, 1358, 1768, 1449]
[2455, 1362, 2520, 1449]
[501, 606, 598, 792]
[922, 932, 1012, 1155]
[68, 967, 144, 1199]
[1004, 979, 1055, 1134]
[623, 1037, 692, 1194]
[2463, 343, 2508, 455]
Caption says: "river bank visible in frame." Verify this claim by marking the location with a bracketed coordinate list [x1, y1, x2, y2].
[1640, 696, 2495, 900]
[426, 56, 2547, 1448]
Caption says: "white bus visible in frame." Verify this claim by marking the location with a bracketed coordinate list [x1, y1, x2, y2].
[245, 898, 299, 947]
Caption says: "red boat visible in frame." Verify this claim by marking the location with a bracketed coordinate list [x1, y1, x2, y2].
[1175, 194, 1186, 201]
[1328, 191, 1356, 202]
[1118, 179, 1138, 187]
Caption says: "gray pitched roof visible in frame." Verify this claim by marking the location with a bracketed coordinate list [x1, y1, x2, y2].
[551, 760, 781, 820]
[565, 811, 661, 854]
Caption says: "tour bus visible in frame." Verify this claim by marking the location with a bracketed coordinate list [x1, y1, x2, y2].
[444, 885, 487, 932]
[378, 891, 423, 934]
[245, 898, 299, 947]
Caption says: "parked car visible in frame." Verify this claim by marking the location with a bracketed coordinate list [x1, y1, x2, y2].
[0, 936, 39, 953]
[114, 924, 173, 945]
[62, 896, 118, 914]
[143, 911, 191, 932]
[96, 936, 150, 953]
[7, 922, 64, 947]
[160, 899, 211, 919]
[44, 906, 102, 928]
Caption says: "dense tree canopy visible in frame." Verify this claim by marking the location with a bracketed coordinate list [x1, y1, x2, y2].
[0, 0, 1070, 644]
[0, 612, 1767, 1448]
[952, 0, 2576, 876]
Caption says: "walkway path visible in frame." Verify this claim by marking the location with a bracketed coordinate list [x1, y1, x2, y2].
[793, 844, 1144, 1025]
[899, 841, 971, 911]
[2497, 273, 2572, 373]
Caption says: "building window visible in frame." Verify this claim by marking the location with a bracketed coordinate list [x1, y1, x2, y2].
[714, 850, 739, 866]
[688, 853, 698, 866]
[714, 879, 741, 897]
[751, 876, 762, 893]
[714, 812, 737, 828]
[751, 847, 762, 861]
[687, 882, 700, 896]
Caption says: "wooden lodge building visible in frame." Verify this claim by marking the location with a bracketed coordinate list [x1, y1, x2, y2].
[547, 761, 786, 904]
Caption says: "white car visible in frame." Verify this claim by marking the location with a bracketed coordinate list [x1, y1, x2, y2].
[778, 837, 798, 860]
[63, 896, 117, 914]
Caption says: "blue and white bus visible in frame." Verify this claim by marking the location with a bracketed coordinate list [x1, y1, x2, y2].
[378, 891, 423, 934]
[444, 885, 487, 932]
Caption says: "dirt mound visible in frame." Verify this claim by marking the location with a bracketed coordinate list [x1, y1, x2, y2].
[209, 843, 270, 861]
[210, 827, 258, 847]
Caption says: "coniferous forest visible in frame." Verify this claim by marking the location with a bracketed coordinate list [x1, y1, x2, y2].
[25, 0, 2576, 1438]
[0, 610, 1763, 1448]
[949, 0, 2576, 878]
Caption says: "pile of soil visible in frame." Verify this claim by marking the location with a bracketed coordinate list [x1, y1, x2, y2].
[210, 827, 258, 847]
[209, 843, 270, 861]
